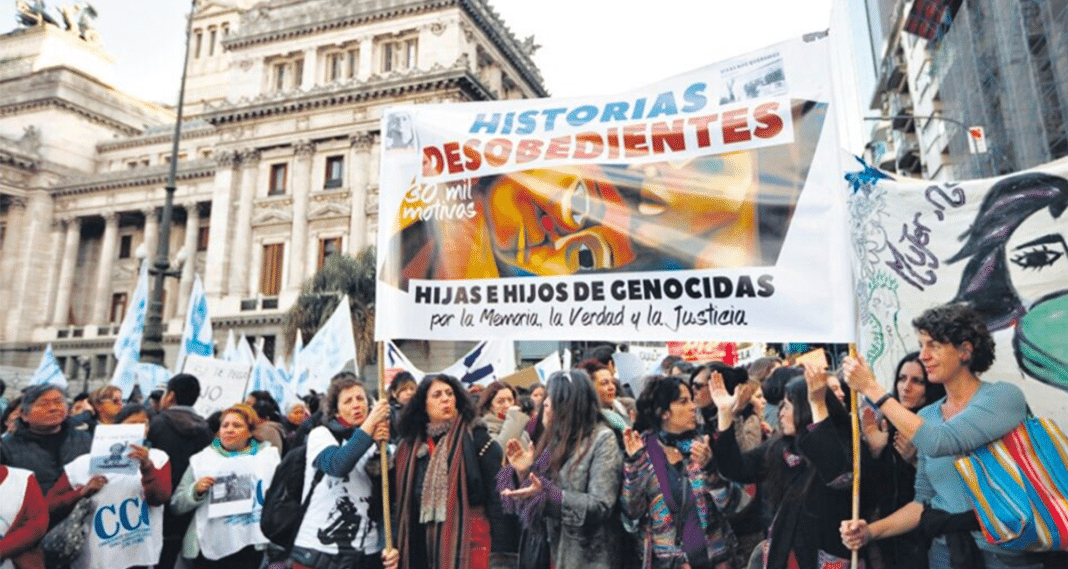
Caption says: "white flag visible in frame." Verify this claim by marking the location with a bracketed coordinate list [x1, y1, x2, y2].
[439, 340, 516, 387]
[383, 340, 424, 390]
[173, 274, 213, 373]
[32, 344, 68, 389]
[294, 296, 356, 395]
[111, 261, 149, 398]
[247, 341, 296, 408]
[233, 334, 256, 367]
[532, 350, 563, 383]
[221, 329, 237, 362]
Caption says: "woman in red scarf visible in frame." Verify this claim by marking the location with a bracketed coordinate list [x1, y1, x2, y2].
[394, 374, 506, 569]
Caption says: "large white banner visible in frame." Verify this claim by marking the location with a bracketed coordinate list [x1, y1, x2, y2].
[375, 33, 854, 343]
[183, 355, 251, 419]
[846, 157, 1068, 425]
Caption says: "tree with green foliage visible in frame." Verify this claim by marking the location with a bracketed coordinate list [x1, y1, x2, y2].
[282, 246, 376, 371]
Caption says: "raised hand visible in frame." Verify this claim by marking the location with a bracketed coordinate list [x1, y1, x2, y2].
[893, 431, 917, 464]
[622, 427, 644, 458]
[731, 381, 758, 415]
[500, 473, 543, 500]
[690, 435, 712, 469]
[708, 372, 735, 412]
[861, 406, 889, 455]
[841, 356, 877, 395]
[505, 438, 534, 478]
[801, 361, 829, 400]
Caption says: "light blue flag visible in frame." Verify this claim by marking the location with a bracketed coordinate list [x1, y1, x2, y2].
[173, 274, 213, 373]
[111, 261, 149, 398]
[294, 295, 356, 395]
[32, 344, 68, 389]
[233, 334, 256, 367]
[248, 342, 296, 407]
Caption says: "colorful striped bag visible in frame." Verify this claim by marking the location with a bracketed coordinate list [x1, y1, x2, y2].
[954, 416, 1068, 551]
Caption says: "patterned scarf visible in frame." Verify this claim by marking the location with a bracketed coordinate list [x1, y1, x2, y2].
[419, 420, 455, 523]
[657, 429, 699, 458]
[396, 418, 471, 569]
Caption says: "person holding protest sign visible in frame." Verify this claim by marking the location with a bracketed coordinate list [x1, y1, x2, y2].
[394, 374, 506, 569]
[172, 404, 281, 569]
[621, 374, 738, 569]
[289, 372, 397, 569]
[712, 363, 864, 569]
[497, 369, 623, 569]
[47, 404, 171, 569]
[840, 304, 1040, 569]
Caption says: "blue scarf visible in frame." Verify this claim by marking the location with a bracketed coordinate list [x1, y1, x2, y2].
[211, 437, 260, 457]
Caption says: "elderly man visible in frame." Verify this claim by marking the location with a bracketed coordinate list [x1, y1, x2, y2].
[0, 384, 91, 495]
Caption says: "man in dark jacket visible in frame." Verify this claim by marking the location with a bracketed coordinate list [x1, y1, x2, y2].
[0, 384, 92, 495]
[147, 373, 213, 569]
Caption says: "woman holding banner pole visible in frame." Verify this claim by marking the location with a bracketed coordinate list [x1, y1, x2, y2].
[840, 303, 1039, 569]
[289, 372, 396, 569]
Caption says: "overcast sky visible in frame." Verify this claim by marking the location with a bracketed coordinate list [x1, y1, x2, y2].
[4, 1, 835, 104]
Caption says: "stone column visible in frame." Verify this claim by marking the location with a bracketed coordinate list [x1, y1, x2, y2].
[287, 140, 315, 292]
[229, 149, 259, 297]
[178, 202, 200, 316]
[0, 198, 24, 306]
[348, 133, 373, 254]
[358, 37, 373, 80]
[301, 48, 316, 88]
[366, 134, 382, 246]
[92, 211, 119, 325]
[43, 218, 66, 326]
[52, 216, 81, 326]
[205, 151, 239, 297]
[142, 206, 158, 261]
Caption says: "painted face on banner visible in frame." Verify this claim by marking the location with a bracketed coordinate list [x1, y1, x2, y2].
[1006, 206, 1068, 391]
[485, 167, 636, 275]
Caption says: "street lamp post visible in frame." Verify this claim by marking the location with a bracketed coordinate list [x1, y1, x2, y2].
[140, 0, 197, 367]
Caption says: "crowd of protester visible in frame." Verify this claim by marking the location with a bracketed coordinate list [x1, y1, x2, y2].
[1, 302, 1064, 569]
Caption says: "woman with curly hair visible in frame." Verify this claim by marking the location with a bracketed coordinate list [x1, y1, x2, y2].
[497, 369, 623, 569]
[622, 374, 737, 569]
[393, 374, 507, 569]
[842, 303, 1038, 569]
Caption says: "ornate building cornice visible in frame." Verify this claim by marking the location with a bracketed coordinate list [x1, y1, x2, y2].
[223, 0, 546, 97]
[0, 97, 141, 136]
[51, 159, 216, 196]
[200, 67, 493, 125]
[96, 122, 217, 153]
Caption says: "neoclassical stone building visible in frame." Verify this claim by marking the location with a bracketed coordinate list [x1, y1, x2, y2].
[0, 0, 546, 387]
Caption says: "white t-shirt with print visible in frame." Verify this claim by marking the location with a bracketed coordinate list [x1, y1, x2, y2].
[293, 426, 381, 555]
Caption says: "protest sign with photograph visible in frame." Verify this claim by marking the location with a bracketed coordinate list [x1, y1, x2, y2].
[207, 458, 256, 518]
[89, 424, 145, 476]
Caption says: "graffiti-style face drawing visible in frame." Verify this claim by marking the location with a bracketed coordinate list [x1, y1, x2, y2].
[949, 172, 1068, 392]
[1005, 207, 1068, 304]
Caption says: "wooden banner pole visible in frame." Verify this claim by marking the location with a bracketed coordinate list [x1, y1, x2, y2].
[849, 343, 861, 569]
[378, 341, 393, 553]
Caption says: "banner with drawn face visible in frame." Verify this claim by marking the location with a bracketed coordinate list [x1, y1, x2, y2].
[376, 33, 855, 343]
[845, 157, 1068, 425]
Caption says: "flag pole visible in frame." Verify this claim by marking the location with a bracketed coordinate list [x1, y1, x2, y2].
[849, 343, 861, 569]
[378, 341, 393, 554]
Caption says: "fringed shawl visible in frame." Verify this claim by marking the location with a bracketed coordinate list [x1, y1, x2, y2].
[395, 418, 472, 569]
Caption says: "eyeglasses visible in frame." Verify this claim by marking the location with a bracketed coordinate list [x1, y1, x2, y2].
[106, 398, 123, 405]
